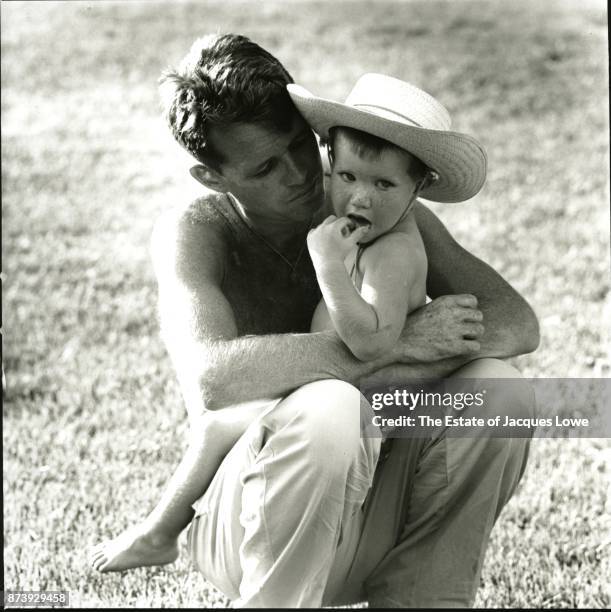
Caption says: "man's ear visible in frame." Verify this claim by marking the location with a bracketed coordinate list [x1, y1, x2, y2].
[189, 164, 227, 192]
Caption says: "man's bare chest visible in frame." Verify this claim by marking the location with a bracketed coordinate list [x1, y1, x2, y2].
[220, 244, 321, 336]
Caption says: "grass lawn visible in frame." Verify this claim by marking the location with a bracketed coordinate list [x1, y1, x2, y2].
[2, 0, 609, 607]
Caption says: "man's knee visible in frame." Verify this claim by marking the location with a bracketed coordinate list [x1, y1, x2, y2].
[452, 358, 535, 421]
[275, 378, 360, 428]
[453, 357, 523, 379]
[268, 379, 373, 474]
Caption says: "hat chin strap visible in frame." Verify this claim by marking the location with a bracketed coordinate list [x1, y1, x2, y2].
[390, 169, 440, 230]
[355, 168, 439, 278]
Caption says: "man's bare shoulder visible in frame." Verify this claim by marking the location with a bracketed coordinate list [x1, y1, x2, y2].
[150, 193, 231, 283]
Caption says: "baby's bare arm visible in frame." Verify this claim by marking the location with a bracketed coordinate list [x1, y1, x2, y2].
[313, 232, 426, 362]
[348, 234, 426, 360]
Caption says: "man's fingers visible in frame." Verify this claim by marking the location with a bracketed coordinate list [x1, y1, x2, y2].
[462, 309, 484, 323]
[433, 294, 478, 310]
[454, 294, 478, 308]
[322, 215, 337, 225]
[462, 322, 485, 339]
[461, 339, 481, 354]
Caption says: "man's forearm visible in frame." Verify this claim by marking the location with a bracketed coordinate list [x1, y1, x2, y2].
[475, 290, 539, 359]
[415, 202, 540, 359]
[361, 355, 475, 388]
[171, 330, 396, 412]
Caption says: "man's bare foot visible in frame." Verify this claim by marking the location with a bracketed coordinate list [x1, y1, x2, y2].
[89, 525, 179, 572]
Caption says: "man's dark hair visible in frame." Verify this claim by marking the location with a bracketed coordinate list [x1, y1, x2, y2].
[160, 34, 296, 170]
[328, 126, 428, 181]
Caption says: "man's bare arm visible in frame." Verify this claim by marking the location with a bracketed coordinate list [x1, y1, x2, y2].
[151, 206, 396, 412]
[152, 205, 483, 412]
[414, 201, 540, 360]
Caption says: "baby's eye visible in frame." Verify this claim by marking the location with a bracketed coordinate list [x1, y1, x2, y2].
[376, 179, 395, 190]
[338, 171, 356, 182]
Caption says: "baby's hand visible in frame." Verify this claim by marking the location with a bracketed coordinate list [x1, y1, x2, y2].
[307, 215, 370, 265]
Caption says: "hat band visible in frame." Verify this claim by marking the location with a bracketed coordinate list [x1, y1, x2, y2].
[352, 103, 423, 128]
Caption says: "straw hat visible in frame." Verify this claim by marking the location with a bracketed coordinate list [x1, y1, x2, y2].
[288, 74, 487, 203]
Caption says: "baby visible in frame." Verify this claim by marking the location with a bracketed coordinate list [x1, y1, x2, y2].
[90, 73, 486, 573]
[307, 124, 433, 354]
[292, 73, 486, 363]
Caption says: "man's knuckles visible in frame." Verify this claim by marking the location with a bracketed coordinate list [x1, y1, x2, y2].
[463, 340, 481, 353]
[467, 310, 484, 322]
[463, 322, 485, 337]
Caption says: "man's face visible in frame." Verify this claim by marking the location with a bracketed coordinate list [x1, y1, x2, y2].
[209, 114, 324, 224]
[329, 131, 419, 242]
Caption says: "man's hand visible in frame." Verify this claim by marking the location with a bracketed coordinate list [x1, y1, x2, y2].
[397, 294, 485, 363]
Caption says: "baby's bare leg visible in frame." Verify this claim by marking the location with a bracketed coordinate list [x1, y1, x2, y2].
[90, 400, 276, 572]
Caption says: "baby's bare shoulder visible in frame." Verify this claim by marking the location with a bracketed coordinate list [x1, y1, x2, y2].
[360, 230, 428, 295]
[361, 230, 423, 265]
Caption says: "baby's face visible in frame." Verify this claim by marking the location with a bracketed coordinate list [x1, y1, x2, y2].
[329, 132, 420, 242]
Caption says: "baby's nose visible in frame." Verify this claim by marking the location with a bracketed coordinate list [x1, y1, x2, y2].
[350, 188, 372, 208]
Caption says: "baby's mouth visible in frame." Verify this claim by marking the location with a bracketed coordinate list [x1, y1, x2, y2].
[346, 213, 372, 233]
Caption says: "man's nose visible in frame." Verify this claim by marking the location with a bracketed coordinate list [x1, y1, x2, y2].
[284, 151, 308, 185]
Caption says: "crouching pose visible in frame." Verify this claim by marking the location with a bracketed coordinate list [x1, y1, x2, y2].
[91, 33, 538, 608]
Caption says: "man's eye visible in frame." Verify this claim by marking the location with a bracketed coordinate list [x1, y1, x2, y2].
[253, 161, 275, 178]
[376, 179, 395, 190]
[292, 135, 310, 149]
[339, 172, 355, 182]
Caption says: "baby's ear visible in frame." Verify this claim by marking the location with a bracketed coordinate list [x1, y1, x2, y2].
[320, 143, 332, 176]
[189, 164, 226, 192]
[424, 169, 440, 188]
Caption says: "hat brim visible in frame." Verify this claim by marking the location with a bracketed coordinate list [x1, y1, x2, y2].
[288, 84, 487, 203]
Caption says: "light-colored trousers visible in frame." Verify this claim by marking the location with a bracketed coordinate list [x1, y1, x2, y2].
[187, 358, 534, 608]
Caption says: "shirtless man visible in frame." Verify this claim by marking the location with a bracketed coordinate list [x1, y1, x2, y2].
[93, 33, 539, 607]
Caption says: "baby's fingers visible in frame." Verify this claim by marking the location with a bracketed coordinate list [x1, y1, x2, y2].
[340, 219, 358, 237]
[351, 224, 371, 242]
[321, 214, 337, 225]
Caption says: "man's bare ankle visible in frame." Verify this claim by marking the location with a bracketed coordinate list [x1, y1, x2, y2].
[138, 520, 177, 547]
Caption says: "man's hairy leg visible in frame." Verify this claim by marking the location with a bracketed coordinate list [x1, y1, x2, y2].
[89, 401, 273, 572]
